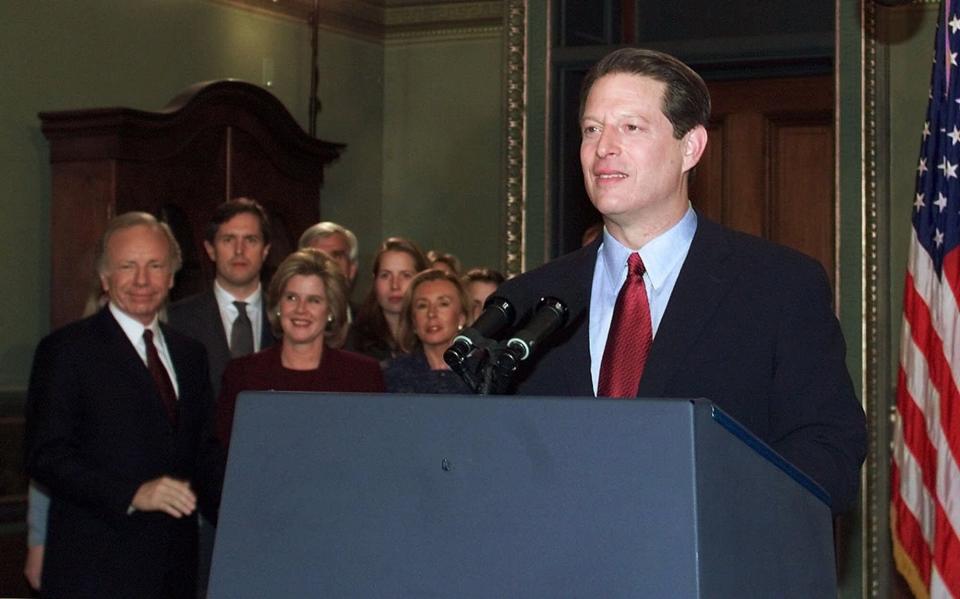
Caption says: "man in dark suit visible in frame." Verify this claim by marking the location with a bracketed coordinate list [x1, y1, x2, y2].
[167, 197, 274, 596]
[497, 48, 867, 515]
[25, 212, 217, 598]
[168, 197, 275, 399]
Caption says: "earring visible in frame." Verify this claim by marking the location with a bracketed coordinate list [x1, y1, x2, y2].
[327, 314, 334, 323]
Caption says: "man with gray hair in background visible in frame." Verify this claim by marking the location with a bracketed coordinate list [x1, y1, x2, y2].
[299, 221, 359, 288]
[299, 221, 361, 326]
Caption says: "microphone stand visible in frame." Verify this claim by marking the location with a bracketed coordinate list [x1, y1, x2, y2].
[446, 296, 569, 395]
[486, 343, 523, 394]
[447, 338, 518, 395]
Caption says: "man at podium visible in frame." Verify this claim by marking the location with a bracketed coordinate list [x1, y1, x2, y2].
[498, 47, 866, 515]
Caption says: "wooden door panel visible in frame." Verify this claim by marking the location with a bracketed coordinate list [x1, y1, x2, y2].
[691, 124, 724, 221]
[689, 75, 835, 287]
[721, 112, 768, 237]
[770, 120, 835, 278]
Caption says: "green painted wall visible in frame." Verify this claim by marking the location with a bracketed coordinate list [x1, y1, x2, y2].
[0, 0, 383, 390]
[836, 2, 937, 596]
[524, 1, 550, 269]
[382, 36, 504, 274]
[836, 4, 865, 596]
[883, 4, 937, 388]
[313, 29, 385, 285]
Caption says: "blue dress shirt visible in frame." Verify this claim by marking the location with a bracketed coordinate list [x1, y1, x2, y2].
[588, 207, 697, 394]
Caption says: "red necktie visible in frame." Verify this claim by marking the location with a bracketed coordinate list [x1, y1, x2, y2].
[144, 329, 178, 425]
[598, 253, 652, 398]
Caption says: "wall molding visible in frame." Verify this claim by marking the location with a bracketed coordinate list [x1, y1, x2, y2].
[503, 0, 525, 275]
[860, 0, 939, 595]
[210, 0, 503, 42]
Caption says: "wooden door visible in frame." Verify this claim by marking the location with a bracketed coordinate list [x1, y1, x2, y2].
[690, 75, 835, 286]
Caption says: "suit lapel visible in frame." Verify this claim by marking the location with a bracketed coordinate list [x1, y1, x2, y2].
[557, 242, 599, 397]
[96, 308, 170, 424]
[561, 309, 594, 396]
[201, 290, 232, 365]
[638, 217, 737, 397]
[163, 323, 191, 401]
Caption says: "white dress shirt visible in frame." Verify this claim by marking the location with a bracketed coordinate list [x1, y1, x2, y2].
[109, 302, 179, 397]
[213, 281, 264, 353]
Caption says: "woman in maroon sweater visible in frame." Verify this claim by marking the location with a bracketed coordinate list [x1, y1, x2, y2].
[217, 248, 385, 449]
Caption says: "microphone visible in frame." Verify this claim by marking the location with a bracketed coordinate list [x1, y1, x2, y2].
[504, 297, 569, 361]
[444, 295, 517, 369]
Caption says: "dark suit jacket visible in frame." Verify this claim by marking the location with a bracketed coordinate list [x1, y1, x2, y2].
[25, 308, 217, 599]
[498, 215, 867, 515]
[167, 288, 275, 398]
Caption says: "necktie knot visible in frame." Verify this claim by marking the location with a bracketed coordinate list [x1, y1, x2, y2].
[143, 328, 154, 344]
[234, 301, 248, 316]
[628, 253, 645, 278]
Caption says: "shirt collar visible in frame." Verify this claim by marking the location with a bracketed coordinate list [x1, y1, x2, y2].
[109, 302, 161, 340]
[213, 279, 262, 307]
[599, 205, 697, 290]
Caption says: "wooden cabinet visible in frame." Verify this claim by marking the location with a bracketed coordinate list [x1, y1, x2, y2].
[40, 80, 343, 328]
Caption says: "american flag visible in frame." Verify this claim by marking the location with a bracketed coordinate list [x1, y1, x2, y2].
[892, 1, 960, 597]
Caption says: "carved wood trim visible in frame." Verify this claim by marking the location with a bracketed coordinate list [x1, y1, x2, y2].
[208, 0, 504, 41]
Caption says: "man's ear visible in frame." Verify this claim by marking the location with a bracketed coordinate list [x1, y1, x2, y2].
[681, 125, 708, 173]
[203, 240, 217, 262]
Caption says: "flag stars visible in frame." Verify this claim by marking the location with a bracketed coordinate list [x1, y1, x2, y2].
[950, 125, 960, 145]
[936, 192, 949, 211]
[934, 228, 945, 247]
[938, 156, 958, 179]
[924, 122, 932, 139]
[915, 193, 926, 211]
[919, 158, 929, 175]
[951, 51, 958, 67]
[951, 14, 960, 34]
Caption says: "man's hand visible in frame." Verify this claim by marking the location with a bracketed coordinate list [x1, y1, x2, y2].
[23, 544, 43, 590]
[131, 477, 196, 518]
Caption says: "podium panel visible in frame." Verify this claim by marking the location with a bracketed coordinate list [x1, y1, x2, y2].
[210, 394, 835, 598]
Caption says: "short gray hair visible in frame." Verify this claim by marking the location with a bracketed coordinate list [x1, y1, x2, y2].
[298, 221, 358, 263]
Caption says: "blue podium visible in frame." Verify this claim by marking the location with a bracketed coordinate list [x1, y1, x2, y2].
[209, 393, 835, 598]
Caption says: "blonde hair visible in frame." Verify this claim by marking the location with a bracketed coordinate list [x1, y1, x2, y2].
[266, 249, 349, 347]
